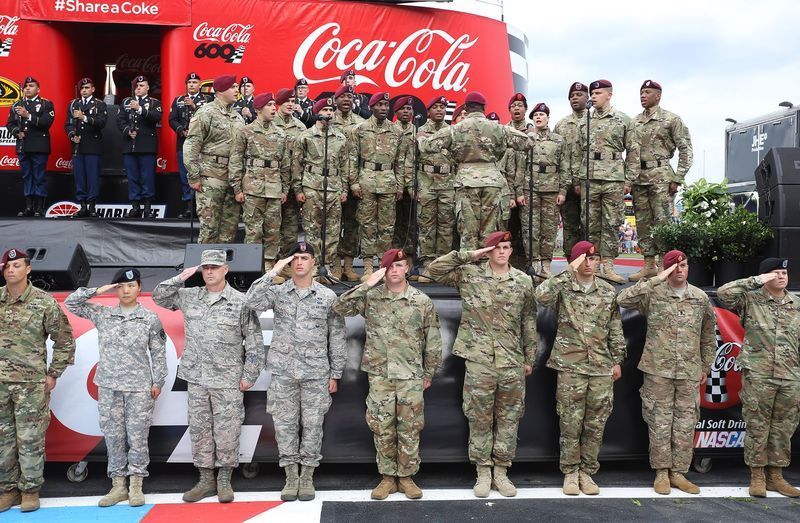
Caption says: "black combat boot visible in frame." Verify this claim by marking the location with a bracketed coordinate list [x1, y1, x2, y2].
[74, 201, 89, 218]
[129, 201, 143, 218]
[18, 197, 34, 217]
[142, 199, 155, 219]
[177, 200, 193, 219]
[87, 200, 98, 218]
[33, 197, 44, 217]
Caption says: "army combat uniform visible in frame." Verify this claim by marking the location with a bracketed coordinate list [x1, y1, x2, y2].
[392, 118, 415, 250]
[331, 109, 365, 278]
[183, 98, 246, 243]
[553, 105, 588, 259]
[274, 112, 308, 257]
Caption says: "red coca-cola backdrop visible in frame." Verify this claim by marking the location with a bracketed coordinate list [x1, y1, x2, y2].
[0, 0, 515, 174]
[21, 0, 190, 26]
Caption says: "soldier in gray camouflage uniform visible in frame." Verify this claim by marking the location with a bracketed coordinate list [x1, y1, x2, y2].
[153, 249, 264, 504]
[245, 242, 346, 502]
[65, 267, 168, 507]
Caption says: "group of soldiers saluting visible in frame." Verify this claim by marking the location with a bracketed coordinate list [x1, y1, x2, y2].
[1, 231, 799, 512]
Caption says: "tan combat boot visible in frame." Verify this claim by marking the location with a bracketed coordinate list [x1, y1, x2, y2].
[578, 470, 600, 495]
[654, 469, 670, 495]
[492, 465, 517, 497]
[0, 489, 21, 512]
[98, 476, 128, 507]
[371, 475, 397, 500]
[601, 258, 627, 284]
[217, 467, 234, 503]
[183, 467, 217, 502]
[541, 259, 553, 277]
[629, 256, 658, 282]
[397, 476, 423, 499]
[562, 471, 580, 495]
[129, 475, 145, 507]
[342, 256, 360, 281]
[330, 255, 343, 280]
[669, 471, 699, 494]
[474, 465, 491, 498]
[20, 491, 39, 513]
[281, 464, 299, 501]
[749, 466, 767, 497]
[766, 466, 800, 497]
[298, 465, 316, 501]
[360, 260, 374, 283]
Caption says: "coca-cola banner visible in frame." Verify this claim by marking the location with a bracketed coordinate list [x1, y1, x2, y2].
[20, 0, 190, 26]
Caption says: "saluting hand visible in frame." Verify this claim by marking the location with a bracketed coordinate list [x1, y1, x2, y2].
[365, 267, 387, 288]
[470, 246, 495, 261]
[568, 253, 586, 271]
[759, 272, 778, 284]
[97, 283, 119, 294]
[657, 263, 678, 282]
[272, 255, 295, 276]
[178, 265, 199, 282]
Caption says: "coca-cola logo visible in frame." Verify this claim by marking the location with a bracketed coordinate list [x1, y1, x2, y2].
[115, 53, 161, 75]
[157, 157, 167, 170]
[0, 15, 19, 37]
[193, 22, 253, 44]
[293, 22, 477, 92]
[0, 154, 19, 167]
[55, 157, 73, 169]
[700, 307, 745, 410]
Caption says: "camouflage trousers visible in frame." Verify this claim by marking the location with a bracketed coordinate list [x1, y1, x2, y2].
[587, 180, 625, 258]
[243, 195, 282, 262]
[560, 187, 583, 258]
[358, 192, 396, 259]
[337, 194, 360, 258]
[456, 186, 506, 251]
[187, 382, 244, 468]
[393, 191, 413, 249]
[632, 183, 672, 257]
[740, 371, 800, 467]
[266, 375, 332, 468]
[279, 194, 301, 258]
[196, 176, 241, 244]
[98, 387, 154, 478]
[640, 373, 699, 473]
[463, 360, 525, 468]
[365, 375, 424, 477]
[301, 188, 342, 266]
[520, 191, 560, 261]
[556, 371, 613, 475]
[0, 382, 49, 493]
[418, 188, 455, 263]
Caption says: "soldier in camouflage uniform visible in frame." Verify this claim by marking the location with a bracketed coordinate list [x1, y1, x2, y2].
[0, 248, 74, 513]
[245, 242, 346, 502]
[517, 103, 567, 277]
[331, 85, 365, 281]
[293, 98, 350, 281]
[554, 82, 589, 260]
[617, 250, 715, 495]
[229, 92, 291, 271]
[183, 75, 246, 244]
[419, 92, 528, 251]
[503, 93, 532, 270]
[629, 80, 693, 281]
[350, 92, 408, 282]
[427, 231, 535, 498]
[415, 96, 456, 275]
[333, 248, 441, 500]
[392, 96, 416, 251]
[718, 258, 800, 498]
[534, 241, 625, 496]
[153, 249, 264, 504]
[65, 268, 168, 507]
[577, 80, 639, 284]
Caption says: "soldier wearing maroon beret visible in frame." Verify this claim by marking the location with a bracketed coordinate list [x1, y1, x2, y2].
[339, 69, 371, 119]
[391, 96, 416, 251]
[451, 104, 467, 125]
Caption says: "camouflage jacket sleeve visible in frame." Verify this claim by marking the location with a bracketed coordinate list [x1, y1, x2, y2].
[557, 139, 570, 197]
[423, 299, 443, 379]
[45, 298, 75, 378]
[338, 135, 349, 192]
[425, 250, 469, 287]
[332, 283, 369, 317]
[349, 128, 363, 193]
[291, 133, 306, 195]
[418, 125, 454, 155]
[152, 275, 185, 311]
[64, 287, 103, 322]
[183, 110, 210, 183]
[328, 306, 347, 379]
[623, 117, 640, 185]
[717, 276, 761, 313]
[228, 128, 246, 195]
[522, 283, 538, 366]
[397, 131, 413, 192]
[280, 135, 292, 194]
[673, 117, 693, 183]
[241, 306, 265, 384]
[607, 296, 626, 364]
[513, 148, 527, 198]
[700, 297, 717, 370]
[616, 277, 657, 314]
[534, 267, 572, 308]
[148, 314, 168, 389]
[244, 272, 277, 312]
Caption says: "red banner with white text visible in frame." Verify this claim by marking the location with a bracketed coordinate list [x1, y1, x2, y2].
[20, 0, 190, 26]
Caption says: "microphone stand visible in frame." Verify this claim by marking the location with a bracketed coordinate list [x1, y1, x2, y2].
[408, 114, 423, 278]
[583, 100, 592, 241]
[526, 145, 536, 277]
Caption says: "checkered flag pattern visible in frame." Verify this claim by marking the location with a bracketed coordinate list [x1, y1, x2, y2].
[227, 45, 246, 64]
[0, 38, 12, 58]
[704, 325, 728, 404]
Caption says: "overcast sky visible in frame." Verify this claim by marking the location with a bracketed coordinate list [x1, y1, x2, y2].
[421, 0, 800, 184]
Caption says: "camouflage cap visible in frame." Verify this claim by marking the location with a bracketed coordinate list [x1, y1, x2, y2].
[200, 249, 227, 266]
[1, 248, 30, 266]
[380, 248, 406, 269]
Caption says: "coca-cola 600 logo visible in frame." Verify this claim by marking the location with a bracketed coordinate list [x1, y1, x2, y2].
[0, 15, 19, 58]
[293, 22, 477, 92]
[701, 307, 745, 410]
[192, 22, 252, 64]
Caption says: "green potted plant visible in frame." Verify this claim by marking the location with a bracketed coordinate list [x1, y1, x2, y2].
[711, 206, 773, 285]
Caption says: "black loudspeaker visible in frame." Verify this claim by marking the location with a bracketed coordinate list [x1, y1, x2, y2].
[756, 147, 800, 227]
[761, 227, 800, 288]
[183, 244, 264, 292]
[0, 244, 91, 291]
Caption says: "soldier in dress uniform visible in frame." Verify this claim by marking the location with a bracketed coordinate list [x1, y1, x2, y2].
[152, 249, 264, 504]
[293, 78, 315, 128]
[233, 76, 255, 124]
[5, 77, 54, 217]
[169, 72, 212, 218]
[65, 77, 108, 218]
[117, 75, 162, 219]
[65, 268, 167, 507]
[334, 248, 441, 500]
[0, 248, 75, 513]
[340, 69, 371, 120]
[245, 242, 346, 502]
